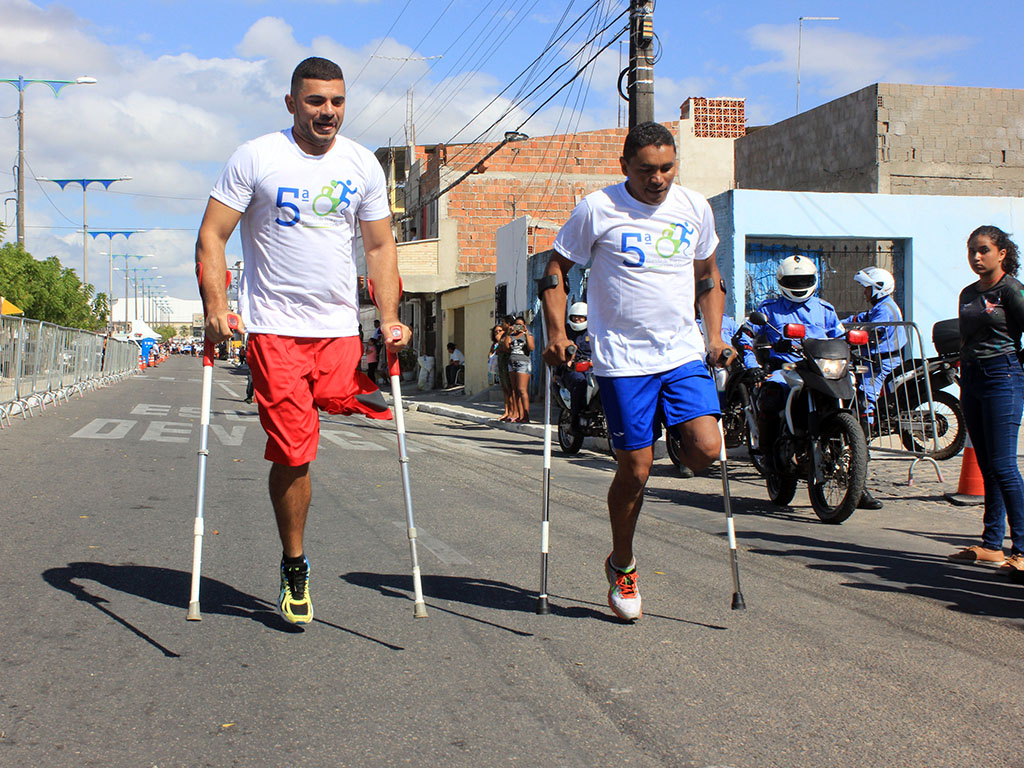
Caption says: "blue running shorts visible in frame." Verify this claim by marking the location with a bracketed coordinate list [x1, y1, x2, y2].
[598, 360, 720, 451]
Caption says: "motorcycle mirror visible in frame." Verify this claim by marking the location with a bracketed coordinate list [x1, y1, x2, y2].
[847, 329, 869, 345]
[748, 311, 768, 325]
[784, 323, 806, 339]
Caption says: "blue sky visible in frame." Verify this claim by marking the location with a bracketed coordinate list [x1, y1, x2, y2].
[1, 0, 1021, 307]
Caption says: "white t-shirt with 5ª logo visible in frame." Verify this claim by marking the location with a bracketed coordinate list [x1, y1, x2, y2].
[553, 182, 719, 377]
[211, 128, 392, 337]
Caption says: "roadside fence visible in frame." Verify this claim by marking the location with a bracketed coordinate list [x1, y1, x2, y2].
[0, 315, 140, 428]
[847, 319, 961, 485]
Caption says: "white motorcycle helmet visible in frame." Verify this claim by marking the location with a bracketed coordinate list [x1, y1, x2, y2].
[853, 266, 895, 300]
[567, 302, 588, 332]
[776, 254, 818, 303]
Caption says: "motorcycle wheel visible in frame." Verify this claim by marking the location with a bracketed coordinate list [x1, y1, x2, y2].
[766, 470, 798, 506]
[722, 382, 749, 449]
[899, 390, 965, 461]
[808, 411, 867, 524]
[666, 427, 683, 468]
[557, 409, 584, 455]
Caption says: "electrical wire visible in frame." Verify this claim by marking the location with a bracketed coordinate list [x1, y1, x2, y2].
[418, 0, 605, 143]
[346, 0, 415, 90]
[439, 8, 627, 171]
[347, 0, 459, 139]
[24, 156, 77, 226]
[348, 0, 505, 141]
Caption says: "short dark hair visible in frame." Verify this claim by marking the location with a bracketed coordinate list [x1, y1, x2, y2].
[969, 225, 1020, 277]
[447, 342, 456, 350]
[291, 57, 344, 95]
[622, 121, 676, 161]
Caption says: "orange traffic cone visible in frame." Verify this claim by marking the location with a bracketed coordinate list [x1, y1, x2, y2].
[946, 433, 984, 506]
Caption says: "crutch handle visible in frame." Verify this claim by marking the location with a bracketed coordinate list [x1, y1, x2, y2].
[203, 313, 241, 367]
[385, 326, 403, 378]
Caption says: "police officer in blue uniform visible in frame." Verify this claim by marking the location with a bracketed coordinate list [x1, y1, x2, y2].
[561, 302, 592, 433]
[750, 254, 884, 510]
[840, 266, 907, 422]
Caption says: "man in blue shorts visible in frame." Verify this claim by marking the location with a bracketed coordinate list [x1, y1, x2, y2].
[541, 121, 733, 621]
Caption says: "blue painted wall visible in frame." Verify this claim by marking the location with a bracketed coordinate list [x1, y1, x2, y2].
[710, 189, 1024, 353]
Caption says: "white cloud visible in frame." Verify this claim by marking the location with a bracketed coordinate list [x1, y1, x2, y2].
[738, 24, 972, 99]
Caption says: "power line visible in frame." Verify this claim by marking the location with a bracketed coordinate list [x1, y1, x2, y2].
[347, 0, 503, 141]
[347, 0, 415, 89]
[439, 8, 627, 171]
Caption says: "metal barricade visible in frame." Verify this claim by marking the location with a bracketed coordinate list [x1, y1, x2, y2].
[847, 320, 957, 485]
[0, 316, 141, 428]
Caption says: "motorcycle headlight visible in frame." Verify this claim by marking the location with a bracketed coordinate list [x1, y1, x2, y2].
[815, 358, 848, 380]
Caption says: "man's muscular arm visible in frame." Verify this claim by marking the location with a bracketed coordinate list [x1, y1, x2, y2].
[361, 216, 410, 352]
[540, 253, 576, 367]
[694, 255, 734, 366]
[195, 198, 244, 342]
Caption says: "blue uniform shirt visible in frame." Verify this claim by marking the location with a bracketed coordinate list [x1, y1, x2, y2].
[752, 295, 845, 366]
[841, 296, 907, 359]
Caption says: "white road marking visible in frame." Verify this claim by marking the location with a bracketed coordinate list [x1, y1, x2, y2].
[320, 431, 387, 451]
[70, 419, 135, 440]
[392, 521, 471, 565]
[140, 421, 192, 443]
[210, 424, 246, 446]
[217, 382, 240, 399]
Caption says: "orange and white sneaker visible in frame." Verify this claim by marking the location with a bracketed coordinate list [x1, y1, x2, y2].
[605, 555, 642, 621]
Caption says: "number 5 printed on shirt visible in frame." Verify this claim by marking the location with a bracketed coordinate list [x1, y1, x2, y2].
[275, 187, 301, 226]
[621, 232, 645, 268]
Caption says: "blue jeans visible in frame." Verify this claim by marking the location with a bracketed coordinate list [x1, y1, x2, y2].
[960, 354, 1024, 554]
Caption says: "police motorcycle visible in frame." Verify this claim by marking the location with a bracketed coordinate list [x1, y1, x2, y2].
[552, 354, 612, 454]
[747, 311, 871, 524]
[552, 304, 613, 456]
[850, 318, 964, 461]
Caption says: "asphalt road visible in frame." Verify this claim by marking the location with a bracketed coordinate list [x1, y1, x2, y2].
[2, 356, 1023, 767]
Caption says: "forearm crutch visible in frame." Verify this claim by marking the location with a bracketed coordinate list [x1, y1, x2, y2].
[537, 308, 554, 615]
[188, 269, 239, 621]
[368, 279, 427, 618]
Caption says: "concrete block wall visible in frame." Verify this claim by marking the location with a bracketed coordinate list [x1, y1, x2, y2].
[879, 84, 1024, 196]
[735, 84, 879, 193]
[735, 82, 1024, 198]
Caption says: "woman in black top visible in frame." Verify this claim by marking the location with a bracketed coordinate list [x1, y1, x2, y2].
[948, 225, 1024, 574]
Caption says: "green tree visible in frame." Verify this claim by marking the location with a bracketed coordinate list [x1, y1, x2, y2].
[0, 242, 105, 329]
[154, 324, 177, 342]
[91, 292, 110, 327]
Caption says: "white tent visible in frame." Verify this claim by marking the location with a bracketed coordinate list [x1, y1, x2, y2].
[114, 318, 161, 342]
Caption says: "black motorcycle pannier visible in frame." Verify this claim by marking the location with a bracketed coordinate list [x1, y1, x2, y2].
[932, 319, 960, 356]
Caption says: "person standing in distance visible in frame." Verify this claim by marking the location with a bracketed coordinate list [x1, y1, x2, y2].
[948, 225, 1024, 573]
[541, 121, 733, 622]
[196, 57, 410, 625]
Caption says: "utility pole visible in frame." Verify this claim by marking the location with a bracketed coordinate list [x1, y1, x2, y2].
[628, 0, 655, 127]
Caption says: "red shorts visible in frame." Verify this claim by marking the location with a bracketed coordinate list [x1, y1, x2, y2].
[247, 334, 392, 466]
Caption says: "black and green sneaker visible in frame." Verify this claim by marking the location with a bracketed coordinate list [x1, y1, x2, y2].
[279, 556, 313, 625]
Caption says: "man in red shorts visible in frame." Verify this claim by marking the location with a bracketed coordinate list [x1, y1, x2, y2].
[196, 56, 409, 625]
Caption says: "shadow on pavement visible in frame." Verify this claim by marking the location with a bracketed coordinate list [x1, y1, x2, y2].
[743, 533, 1024, 621]
[41, 562, 300, 656]
[342, 571, 619, 626]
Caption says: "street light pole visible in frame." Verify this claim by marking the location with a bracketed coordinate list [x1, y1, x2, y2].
[38, 178, 132, 287]
[90, 231, 142, 334]
[796, 16, 839, 114]
[1, 75, 97, 246]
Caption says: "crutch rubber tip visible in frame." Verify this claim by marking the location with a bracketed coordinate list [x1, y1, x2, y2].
[186, 602, 202, 621]
[731, 593, 746, 611]
[535, 596, 551, 615]
[413, 602, 428, 619]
